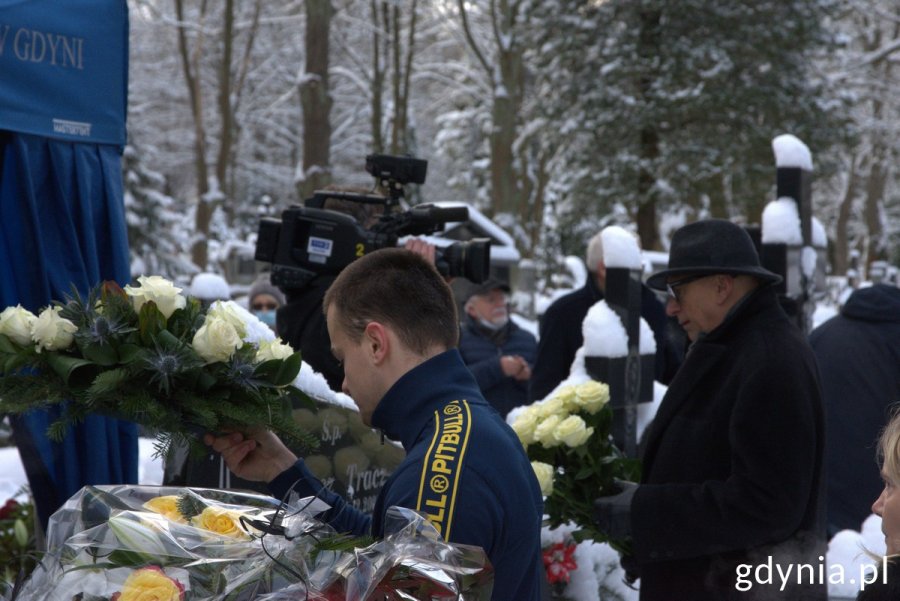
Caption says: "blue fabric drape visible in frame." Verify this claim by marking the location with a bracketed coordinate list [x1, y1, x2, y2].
[0, 130, 138, 529]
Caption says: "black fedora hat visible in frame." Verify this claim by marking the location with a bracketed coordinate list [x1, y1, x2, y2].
[646, 219, 782, 291]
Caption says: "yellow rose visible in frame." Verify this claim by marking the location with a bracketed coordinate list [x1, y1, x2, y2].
[531, 461, 554, 496]
[118, 566, 184, 601]
[553, 415, 594, 448]
[574, 380, 611, 415]
[534, 415, 563, 448]
[304, 454, 334, 480]
[143, 496, 185, 523]
[124, 275, 187, 320]
[538, 396, 567, 419]
[511, 408, 539, 446]
[334, 445, 370, 486]
[191, 506, 248, 539]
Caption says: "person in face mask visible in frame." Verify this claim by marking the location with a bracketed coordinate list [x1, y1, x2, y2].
[247, 275, 286, 334]
[458, 278, 537, 418]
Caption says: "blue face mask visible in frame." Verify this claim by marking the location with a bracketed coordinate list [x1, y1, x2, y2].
[254, 310, 276, 328]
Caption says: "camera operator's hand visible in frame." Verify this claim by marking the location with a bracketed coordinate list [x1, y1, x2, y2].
[404, 238, 436, 265]
[204, 430, 297, 483]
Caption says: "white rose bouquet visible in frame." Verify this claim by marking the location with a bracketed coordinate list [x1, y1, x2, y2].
[0, 277, 317, 457]
[511, 380, 639, 550]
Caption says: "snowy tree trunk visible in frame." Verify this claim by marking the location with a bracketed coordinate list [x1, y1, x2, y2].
[175, 0, 212, 270]
[834, 154, 860, 276]
[298, 0, 333, 201]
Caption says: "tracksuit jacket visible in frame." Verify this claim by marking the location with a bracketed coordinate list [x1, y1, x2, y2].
[269, 349, 544, 601]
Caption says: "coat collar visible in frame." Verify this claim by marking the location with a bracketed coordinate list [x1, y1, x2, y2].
[370, 348, 484, 449]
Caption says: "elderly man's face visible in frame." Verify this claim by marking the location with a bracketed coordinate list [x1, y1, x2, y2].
[664, 274, 722, 342]
[466, 289, 509, 327]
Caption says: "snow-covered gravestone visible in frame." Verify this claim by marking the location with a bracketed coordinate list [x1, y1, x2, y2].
[582, 227, 655, 458]
[761, 134, 827, 333]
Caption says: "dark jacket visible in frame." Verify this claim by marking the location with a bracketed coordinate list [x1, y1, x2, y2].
[276, 275, 343, 390]
[530, 275, 682, 402]
[269, 349, 544, 601]
[809, 284, 900, 536]
[458, 315, 538, 417]
[631, 287, 826, 601]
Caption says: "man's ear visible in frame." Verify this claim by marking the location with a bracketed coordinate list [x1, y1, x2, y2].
[363, 321, 390, 365]
[714, 275, 735, 304]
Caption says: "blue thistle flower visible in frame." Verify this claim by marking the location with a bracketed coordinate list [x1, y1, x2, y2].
[142, 342, 201, 396]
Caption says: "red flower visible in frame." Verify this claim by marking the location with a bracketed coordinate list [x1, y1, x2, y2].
[542, 542, 578, 584]
[0, 499, 19, 520]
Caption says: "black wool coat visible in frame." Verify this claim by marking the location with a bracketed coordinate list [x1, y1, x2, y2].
[631, 287, 827, 601]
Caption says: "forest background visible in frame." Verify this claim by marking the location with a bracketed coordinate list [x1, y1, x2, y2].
[123, 0, 900, 289]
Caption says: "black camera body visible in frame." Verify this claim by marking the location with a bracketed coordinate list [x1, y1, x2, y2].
[255, 154, 491, 289]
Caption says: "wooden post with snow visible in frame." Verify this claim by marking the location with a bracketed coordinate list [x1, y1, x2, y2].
[582, 227, 654, 459]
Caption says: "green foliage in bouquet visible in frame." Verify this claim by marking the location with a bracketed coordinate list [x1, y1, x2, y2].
[511, 381, 640, 550]
[0, 491, 40, 592]
[0, 276, 318, 458]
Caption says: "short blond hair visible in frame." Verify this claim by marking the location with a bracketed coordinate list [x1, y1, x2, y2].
[878, 406, 900, 484]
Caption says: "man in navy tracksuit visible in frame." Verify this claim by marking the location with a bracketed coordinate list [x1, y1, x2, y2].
[208, 248, 543, 601]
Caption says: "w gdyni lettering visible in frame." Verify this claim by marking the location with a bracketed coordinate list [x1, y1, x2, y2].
[0, 24, 84, 70]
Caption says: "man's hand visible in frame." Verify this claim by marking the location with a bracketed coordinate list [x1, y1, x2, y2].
[593, 479, 638, 541]
[404, 238, 436, 265]
[501, 355, 531, 381]
[204, 430, 298, 483]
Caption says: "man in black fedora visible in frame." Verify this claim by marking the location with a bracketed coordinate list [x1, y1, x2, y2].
[594, 219, 826, 600]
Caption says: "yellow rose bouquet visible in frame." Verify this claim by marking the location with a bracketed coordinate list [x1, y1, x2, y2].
[0, 277, 318, 458]
[511, 380, 639, 550]
[8, 485, 493, 601]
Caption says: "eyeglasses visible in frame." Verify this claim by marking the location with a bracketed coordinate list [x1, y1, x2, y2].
[251, 302, 278, 311]
[665, 274, 709, 303]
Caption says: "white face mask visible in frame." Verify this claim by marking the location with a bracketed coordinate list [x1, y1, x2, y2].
[477, 316, 509, 331]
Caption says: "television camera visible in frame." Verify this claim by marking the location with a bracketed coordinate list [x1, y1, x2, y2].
[255, 154, 491, 289]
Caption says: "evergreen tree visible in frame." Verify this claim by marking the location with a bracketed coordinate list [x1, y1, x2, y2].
[122, 145, 196, 280]
[525, 0, 851, 250]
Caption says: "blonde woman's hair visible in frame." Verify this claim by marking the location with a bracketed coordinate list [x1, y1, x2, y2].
[879, 406, 900, 485]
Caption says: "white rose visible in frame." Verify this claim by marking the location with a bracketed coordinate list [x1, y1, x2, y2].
[574, 380, 611, 415]
[534, 414, 563, 448]
[538, 395, 567, 419]
[554, 385, 579, 412]
[511, 408, 539, 446]
[553, 415, 594, 448]
[124, 275, 187, 319]
[207, 301, 248, 339]
[0, 305, 37, 346]
[192, 317, 243, 363]
[31, 307, 77, 353]
[255, 338, 295, 363]
[531, 461, 554, 496]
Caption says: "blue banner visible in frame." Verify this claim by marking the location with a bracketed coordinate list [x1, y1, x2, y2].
[0, 0, 127, 145]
